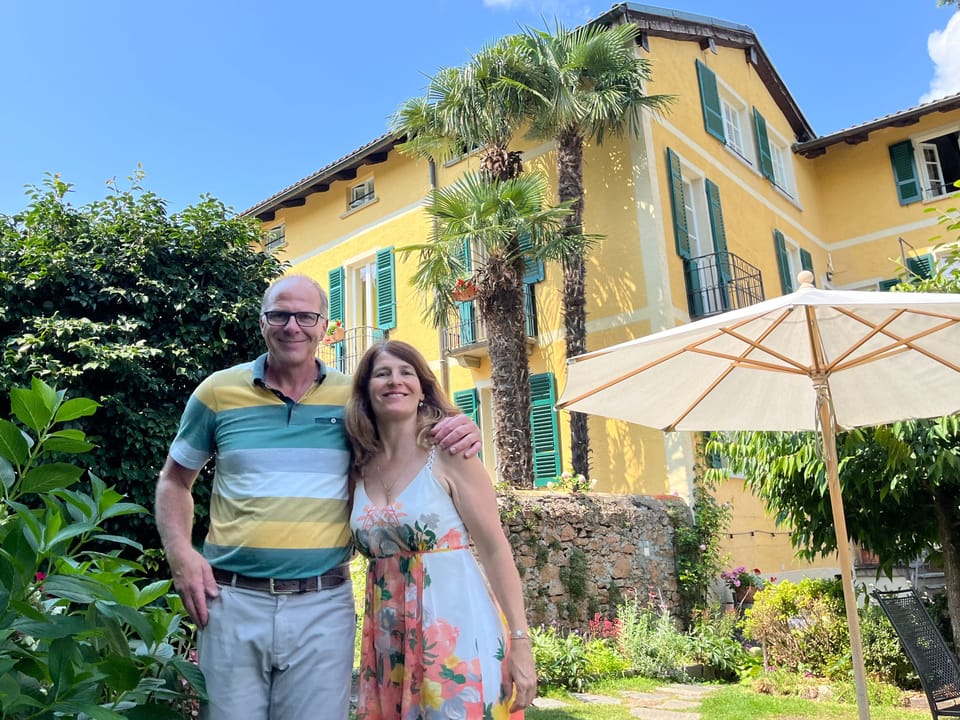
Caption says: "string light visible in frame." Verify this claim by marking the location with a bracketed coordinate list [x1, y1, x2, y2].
[726, 530, 793, 538]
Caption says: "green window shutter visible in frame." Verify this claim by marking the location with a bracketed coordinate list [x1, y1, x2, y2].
[753, 108, 775, 182]
[328, 266, 344, 323]
[705, 179, 728, 256]
[375, 247, 396, 330]
[907, 253, 933, 280]
[800, 248, 814, 274]
[889, 141, 922, 205]
[878, 278, 900, 292]
[454, 239, 473, 273]
[696, 60, 725, 142]
[529, 372, 561, 486]
[667, 148, 691, 260]
[453, 388, 479, 425]
[774, 230, 793, 294]
[518, 231, 544, 284]
[458, 301, 475, 345]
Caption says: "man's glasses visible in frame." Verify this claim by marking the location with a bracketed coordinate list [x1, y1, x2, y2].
[262, 311, 324, 327]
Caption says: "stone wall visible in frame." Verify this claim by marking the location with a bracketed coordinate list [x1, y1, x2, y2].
[498, 491, 691, 631]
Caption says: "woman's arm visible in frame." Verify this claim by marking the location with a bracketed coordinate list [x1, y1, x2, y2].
[436, 453, 536, 711]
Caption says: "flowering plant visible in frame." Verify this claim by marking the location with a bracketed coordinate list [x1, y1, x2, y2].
[542, 471, 597, 493]
[323, 320, 345, 344]
[451, 277, 478, 302]
[720, 566, 768, 591]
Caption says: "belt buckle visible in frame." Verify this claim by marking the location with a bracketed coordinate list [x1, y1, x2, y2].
[269, 578, 295, 595]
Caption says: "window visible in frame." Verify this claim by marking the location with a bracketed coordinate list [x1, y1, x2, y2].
[754, 109, 796, 197]
[529, 373, 561, 486]
[934, 243, 960, 280]
[889, 130, 960, 204]
[327, 248, 395, 370]
[348, 178, 376, 210]
[773, 229, 813, 293]
[696, 60, 753, 163]
[264, 225, 285, 254]
[666, 148, 731, 317]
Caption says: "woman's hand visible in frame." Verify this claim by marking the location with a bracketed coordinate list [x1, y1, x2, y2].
[507, 638, 537, 711]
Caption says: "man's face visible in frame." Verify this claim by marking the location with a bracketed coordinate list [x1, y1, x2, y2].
[259, 278, 328, 371]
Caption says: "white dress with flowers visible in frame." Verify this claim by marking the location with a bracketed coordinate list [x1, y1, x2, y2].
[350, 449, 521, 720]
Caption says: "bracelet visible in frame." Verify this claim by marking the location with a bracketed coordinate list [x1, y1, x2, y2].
[510, 629, 530, 640]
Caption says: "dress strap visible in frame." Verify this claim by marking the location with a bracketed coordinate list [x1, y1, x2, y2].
[426, 445, 438, 472]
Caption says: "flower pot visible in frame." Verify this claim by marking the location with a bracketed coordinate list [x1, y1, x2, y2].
[451, 286, 477, 302]
[323, 326, 345, 345]
[733, 585, 756, 605]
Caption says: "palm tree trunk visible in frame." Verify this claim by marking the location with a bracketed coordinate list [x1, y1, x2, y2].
[557, 128, 590, 477]
[931, 485, 960, 650]
[478, 252, 534, 488]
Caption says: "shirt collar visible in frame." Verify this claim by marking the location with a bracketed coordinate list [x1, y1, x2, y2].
[253, 353, 327, 388]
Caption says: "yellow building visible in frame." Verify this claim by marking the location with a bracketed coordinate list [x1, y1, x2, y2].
[243, 4, 960, 581]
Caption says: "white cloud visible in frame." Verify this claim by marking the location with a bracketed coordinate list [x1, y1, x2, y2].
[920, 10, 960, 104]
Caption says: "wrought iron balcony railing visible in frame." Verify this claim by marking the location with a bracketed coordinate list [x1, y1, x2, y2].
[316, 325, 386, 375]
[685, 251, 764, 320]
[442, 290, 538, 367]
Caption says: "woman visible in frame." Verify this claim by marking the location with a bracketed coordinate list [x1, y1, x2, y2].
[346, 340, 536, 719]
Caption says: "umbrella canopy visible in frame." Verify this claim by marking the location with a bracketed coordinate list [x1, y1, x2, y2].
[560, 279, 960, 432]
[558, 273, 960, 720]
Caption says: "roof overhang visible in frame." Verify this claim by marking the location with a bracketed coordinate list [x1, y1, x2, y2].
[794, 92, 960, 158]
[241, 133, 402, 221]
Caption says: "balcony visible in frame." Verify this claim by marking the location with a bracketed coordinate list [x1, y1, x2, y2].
[684, 252, 764, 320]
[316, 325, 386, 375]
[442, 291, 538, 368]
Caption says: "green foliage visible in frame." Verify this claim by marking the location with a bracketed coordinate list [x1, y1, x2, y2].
[0, 377, 201, 717]
[0, 173, 284, 549]
[616, 595, 691, 681]
[687, 606, 746, 680]
[672, 469, 731, 616]
[530, 625, 593, 691]
[859, 603, 918, 689]
[742, 578, 848, 677]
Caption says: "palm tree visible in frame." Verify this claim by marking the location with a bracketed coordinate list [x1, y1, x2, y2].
[512, 20, 674, 477]
[397, 172, 575, 487]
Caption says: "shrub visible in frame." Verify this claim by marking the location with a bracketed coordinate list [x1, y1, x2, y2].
[860, 601, 919, 689]
[687, 606, 747, 680]
[617, 594, 691, 681]
[742, 577, 847, 677]
[529, 625, 592, 691]
[0, 378, 202, 717]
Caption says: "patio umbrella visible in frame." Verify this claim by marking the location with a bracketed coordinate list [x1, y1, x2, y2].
[557, 272, 960, 720]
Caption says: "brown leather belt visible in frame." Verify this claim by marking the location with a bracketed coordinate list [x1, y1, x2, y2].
[213, 565, 349, 595]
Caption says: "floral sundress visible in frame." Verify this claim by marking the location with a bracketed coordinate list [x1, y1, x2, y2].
[350, 448, 522, 720]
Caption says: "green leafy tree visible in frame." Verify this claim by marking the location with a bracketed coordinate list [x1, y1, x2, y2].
[707, 194, 960, 647]
[0, 173, 284, 548]
[0, 377, 202, 717]
[510, 20, 673, 477]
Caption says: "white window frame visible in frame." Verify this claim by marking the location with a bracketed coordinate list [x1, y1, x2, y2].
[264, 225, 285, 254]
[908, 123, 960, 202]
[348, 178, 376, 211]
[343, 253, 379, 329]
[716, 80, 753, 164]
[780, 232, 804, 283]
[679, 158, 723, 315]
[767, 126, 796, 198]
[934, 242, 960, 280]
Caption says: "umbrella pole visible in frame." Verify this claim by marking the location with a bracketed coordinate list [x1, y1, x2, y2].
[818, 394, 871, 720]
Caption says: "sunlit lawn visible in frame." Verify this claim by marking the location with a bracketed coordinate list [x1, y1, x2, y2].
[526, 679, 927, 720]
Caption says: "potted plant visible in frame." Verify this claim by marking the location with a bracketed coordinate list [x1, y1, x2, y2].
[721, 566, 768, 605]
[323, 319, 345, 344]
[451, 277, 478, 302]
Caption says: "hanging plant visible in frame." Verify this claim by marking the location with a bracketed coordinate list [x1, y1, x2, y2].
[323, 319, 345, 344]
[451, 277, 478, 302]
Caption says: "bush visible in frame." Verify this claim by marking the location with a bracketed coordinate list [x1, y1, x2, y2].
[742, 577, 848, 677]
[860, 601, 919, 689]
[530, 625, 592, 691]
[687, 606, 746, 680]
[0, 378, 201, 717]
[617, 594, 691, 681]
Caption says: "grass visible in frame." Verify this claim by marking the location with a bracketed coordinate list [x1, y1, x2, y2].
[525, 678, 927, 720]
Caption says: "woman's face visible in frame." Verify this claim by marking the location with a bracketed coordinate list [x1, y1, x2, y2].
[367, 351, 424, 420]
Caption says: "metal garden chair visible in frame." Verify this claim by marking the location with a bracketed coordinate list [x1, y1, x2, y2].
[873, 587, 960, 719]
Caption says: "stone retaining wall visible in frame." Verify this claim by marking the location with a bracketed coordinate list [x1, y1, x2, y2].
[498, 491, 691, 630]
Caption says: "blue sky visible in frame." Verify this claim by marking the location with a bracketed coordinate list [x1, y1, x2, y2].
[2, 1, 958, 218]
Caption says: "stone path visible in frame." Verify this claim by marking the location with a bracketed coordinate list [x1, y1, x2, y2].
[530, 683, 721, 719]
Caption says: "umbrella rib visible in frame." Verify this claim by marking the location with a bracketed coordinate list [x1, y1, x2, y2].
[827, 307, 960, 372]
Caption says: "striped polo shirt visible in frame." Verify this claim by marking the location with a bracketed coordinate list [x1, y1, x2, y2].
[169, 354, 353, 579]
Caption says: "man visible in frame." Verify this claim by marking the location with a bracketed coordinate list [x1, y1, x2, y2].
[156, 274, 480, 720]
